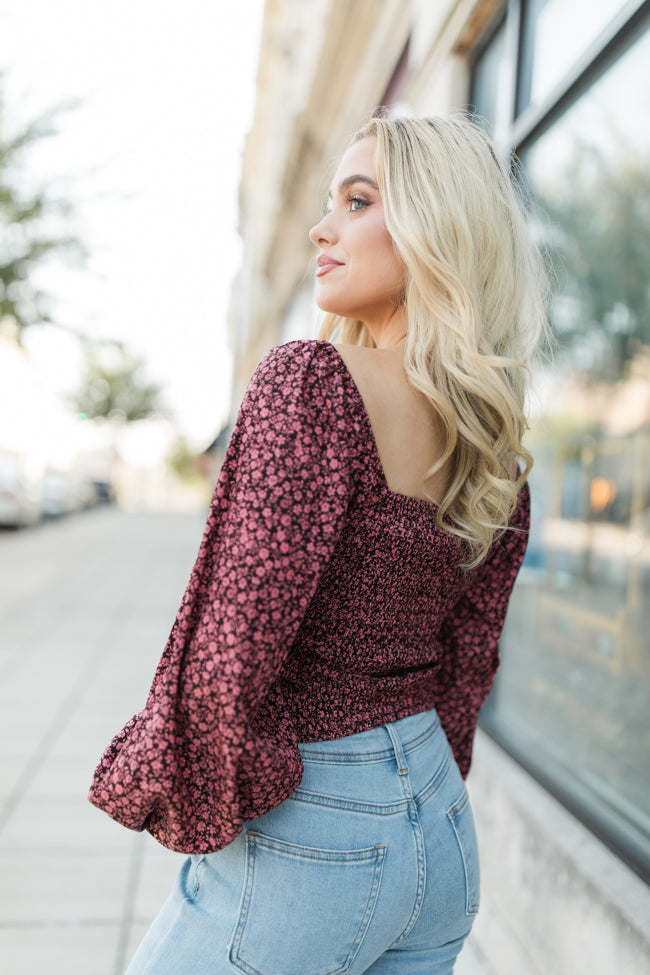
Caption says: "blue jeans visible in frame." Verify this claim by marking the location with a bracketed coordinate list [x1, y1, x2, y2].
[125, 708, 479, 974]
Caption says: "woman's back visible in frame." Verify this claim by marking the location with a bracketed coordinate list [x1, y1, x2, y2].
[334, 343, 452, 504]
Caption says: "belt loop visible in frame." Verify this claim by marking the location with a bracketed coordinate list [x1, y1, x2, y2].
[385, 722, 409, 775]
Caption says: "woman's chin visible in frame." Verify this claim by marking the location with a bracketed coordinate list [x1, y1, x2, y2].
[315, 296, 354, 318]
[315, 300, 340, 316]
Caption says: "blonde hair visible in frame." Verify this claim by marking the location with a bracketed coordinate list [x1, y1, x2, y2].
[317, 114, 548, 567]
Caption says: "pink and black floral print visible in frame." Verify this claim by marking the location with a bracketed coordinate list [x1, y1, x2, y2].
[88, 340, 530, 854]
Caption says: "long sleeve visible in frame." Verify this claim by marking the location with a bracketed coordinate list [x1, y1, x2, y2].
[88, 342, 360, 854]
[433, 482, 530, 777]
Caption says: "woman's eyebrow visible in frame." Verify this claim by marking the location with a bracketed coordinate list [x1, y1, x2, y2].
[328, 174, 379, 197]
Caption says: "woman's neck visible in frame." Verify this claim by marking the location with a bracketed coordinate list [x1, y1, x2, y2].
[364, 305, 407, 349]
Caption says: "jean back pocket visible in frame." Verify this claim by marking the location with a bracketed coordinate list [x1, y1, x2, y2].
[230, 831, 386, 975]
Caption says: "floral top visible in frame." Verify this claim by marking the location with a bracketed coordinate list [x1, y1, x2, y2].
[89, 340, 530, 854]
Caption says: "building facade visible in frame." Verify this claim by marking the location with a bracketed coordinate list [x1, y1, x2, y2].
[231, 2, 650, 971]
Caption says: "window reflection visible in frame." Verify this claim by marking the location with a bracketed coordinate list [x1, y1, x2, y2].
[491, 24, 650, 849]
[517, 0, 624, 114]
[470, 18, 507, 134]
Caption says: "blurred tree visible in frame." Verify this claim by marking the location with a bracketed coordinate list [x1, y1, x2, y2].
[167, 435, 198, 483]
[73, 341, 164, 423]
[0, 83, 84, 339]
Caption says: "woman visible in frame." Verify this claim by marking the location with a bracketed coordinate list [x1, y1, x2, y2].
[89, 115, 547, 974]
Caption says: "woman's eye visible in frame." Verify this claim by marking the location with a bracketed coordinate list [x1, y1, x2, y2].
[348, 196, 369, 212]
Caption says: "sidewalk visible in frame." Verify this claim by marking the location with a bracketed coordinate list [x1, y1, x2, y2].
[0, 507, 494, 974]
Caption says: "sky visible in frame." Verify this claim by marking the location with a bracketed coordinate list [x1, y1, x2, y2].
[0, 0, 265, 447]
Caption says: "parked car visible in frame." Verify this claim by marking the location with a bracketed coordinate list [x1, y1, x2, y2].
[0, 450, 43, 528]
[42, 469, 94, 518]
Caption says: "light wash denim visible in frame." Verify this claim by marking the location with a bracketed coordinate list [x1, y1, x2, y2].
[124, 708, 479, 975]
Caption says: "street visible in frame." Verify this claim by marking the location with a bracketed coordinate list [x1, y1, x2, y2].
[0, 508, 202, 974]
[0, 507, 492, 975]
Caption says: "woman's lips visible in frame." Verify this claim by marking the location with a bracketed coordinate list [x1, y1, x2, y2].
[316, 255, 344, 277]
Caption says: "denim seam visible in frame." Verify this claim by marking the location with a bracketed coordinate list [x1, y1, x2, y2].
[298, 718, 440, 765]
[403, 721, 440, 753]
[388, 800, 427, 947]
[298, 750, 398, 765]
[383, 722, 428, 946]
[447, 791, 480, 915]
[289, 790, 411, 815]
[248, 831, 388, 861]
[345, 844, 387, 974]
[414, 750, 453, 808]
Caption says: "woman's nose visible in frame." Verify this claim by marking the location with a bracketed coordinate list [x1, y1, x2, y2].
[309, 212, 337, 246]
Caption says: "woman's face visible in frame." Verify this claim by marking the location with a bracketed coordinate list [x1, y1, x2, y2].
[309, 137, 405, 332]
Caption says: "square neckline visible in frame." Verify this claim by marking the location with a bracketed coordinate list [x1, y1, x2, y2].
[317, 340, 441, 513]
[312, 340, 530, 544]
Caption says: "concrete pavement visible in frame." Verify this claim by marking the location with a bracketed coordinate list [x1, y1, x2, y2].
[0, 506, 495, 975]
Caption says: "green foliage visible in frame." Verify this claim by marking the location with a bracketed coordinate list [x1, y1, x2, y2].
[166, 436, 214, 507]
[0, 84, 84, 337]
[73, 341, 164, 424]
[167, 436, 201, 483]
[533, 140, 650, 383]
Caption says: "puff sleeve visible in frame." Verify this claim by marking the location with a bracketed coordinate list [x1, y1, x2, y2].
[434, 482, 530, 777]
[88, 342, 359, 854]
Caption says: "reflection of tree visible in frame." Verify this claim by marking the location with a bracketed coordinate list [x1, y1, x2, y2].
[531, 141, 650, 383]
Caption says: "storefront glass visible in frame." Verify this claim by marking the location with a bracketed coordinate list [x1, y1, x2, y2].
[484, 17, 650, 869]
[517, 0, 625, 113]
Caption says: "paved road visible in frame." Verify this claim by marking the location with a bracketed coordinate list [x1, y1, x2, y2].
[0, 507, 493, 975]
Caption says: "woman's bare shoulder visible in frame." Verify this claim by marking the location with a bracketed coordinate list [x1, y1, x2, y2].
[332, 342, 406, 397]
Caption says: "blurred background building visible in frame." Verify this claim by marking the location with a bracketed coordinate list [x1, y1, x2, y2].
[230, 1, 650, 972]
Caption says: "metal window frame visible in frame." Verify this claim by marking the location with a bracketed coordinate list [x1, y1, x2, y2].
[471, 0, 650, 885]
[512, 0, 650, 152]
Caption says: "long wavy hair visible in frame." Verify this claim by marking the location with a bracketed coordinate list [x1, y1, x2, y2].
[317, 114, 548, 567]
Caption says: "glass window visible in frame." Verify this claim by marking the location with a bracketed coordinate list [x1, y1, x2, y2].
[517, 0, 626, 114]
[470, 18, 507, 134]
[487, 21, 650, 867]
